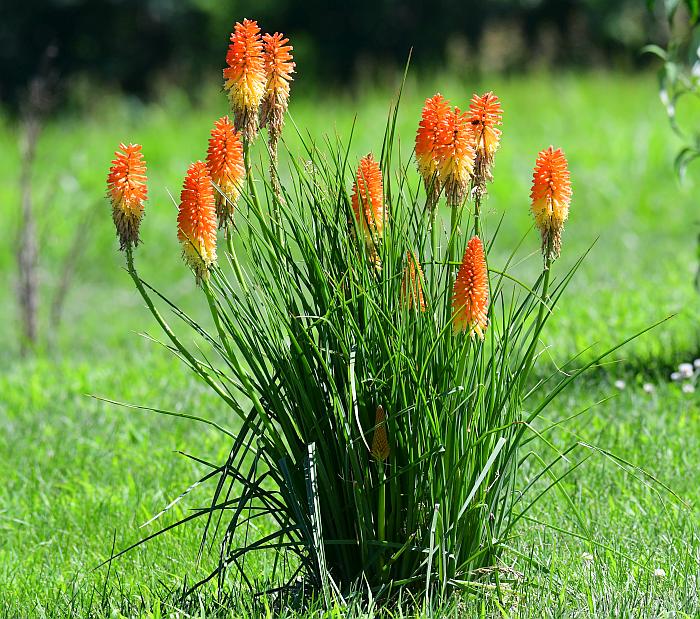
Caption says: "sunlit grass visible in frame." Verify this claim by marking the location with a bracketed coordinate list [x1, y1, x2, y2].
[0, 71, 699, 617]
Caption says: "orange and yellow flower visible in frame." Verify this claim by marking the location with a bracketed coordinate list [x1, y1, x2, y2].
[177, 161, 218, 282]
[452, 236, 489, 338]
[434, 107, 476, 207]
[351, 153, 385, 242]
[468, 92, 502, 185]
[469, 92, 502, 160]
[261, 32, 295, 149]
[107, 143, 147, 250]
[206, 116, 245, 228]
[223, 18, 266, 142]
[530, 146, 572, 261]
[401, 251, 426, 312]
[370, 405, 390, 462]
[415, 93, 451, 207]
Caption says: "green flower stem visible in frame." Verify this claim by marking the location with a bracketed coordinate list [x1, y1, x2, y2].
[124, 247, 236, 412]
[521, 237, 554, 382]
[268, 140, 284, 245]
[203, 280, 235, 360]
[225, 228, 248, 295]
[448, 203, 461, 269]
[430, 208, 439, 301]
[377, 460, 387, 571]
[244, 141, 262, 216]
[473, 188, 482, 239]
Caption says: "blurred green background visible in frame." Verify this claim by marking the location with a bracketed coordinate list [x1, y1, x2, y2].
[3, 2, 700, 615]
[0, 0, 672, 109]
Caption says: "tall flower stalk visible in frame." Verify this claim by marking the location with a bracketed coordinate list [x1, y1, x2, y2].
[262, 31, 295, 200]
[106, 143, 147, 251]
[206, 116, 245, 230]
[177, 161, 218, 284]
[468, 92, 503, 236]
[223, 19, 266, 143]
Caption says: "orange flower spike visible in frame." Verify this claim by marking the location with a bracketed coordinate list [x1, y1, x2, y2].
[530, 146, 572, 261]
[468, 92, 503, 160]
[415, 93, 450, 205]
[262, 32, 295, 147]
[107, 143, 148, 251]
[223, 18, 266, 142]
[401, 251, 426, 312]
[177, 161, 218, 283]
[351, 153, 385, 242]
[452, 236, 489, 338]
[435, 107, 476, 207]
[206, 116, 245, 228]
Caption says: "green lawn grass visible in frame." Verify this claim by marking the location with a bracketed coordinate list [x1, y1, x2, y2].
[1, 70, 700, 617]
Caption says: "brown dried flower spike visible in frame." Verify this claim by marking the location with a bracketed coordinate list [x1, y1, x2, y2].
[371, 405, 390, 462]
[401, 251, 426, 312]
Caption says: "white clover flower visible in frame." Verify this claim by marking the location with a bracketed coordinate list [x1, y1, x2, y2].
[614, 380, 626, 390]
[642, 383, 655, 394]
[671, 372, 682, 382]
[654, 567, 666, 578]
[694, 358, 700, 369]
[679, 363, 694, 379]
[682, 383, 695, 394]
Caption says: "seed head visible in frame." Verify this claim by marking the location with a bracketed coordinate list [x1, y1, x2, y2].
[107, 143, 147, 251]
[434, 107, 476, 208]
[206, 116, 245, 228]
[415, 93, 451, 208]
[401, 251, 426, 312]
[351, 153, 385, 243]
[530, 146, 572, 262]
[468, 92, 503, 189]
[178, 161, 218, 283]
[223, 19, 266, 142]
[452, 236, 489, 338]
[261, 32, 295, 151]
[370, 405, 390, 462]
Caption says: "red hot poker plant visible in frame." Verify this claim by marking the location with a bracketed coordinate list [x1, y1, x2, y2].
[106, 143, 147, 250]
[351, 153, 385, 241]
[206, 116, 245, 229]
[530, 146, 572, 262]
[468, 91, 503, 188]
[101, 18, 657, 611]
[262, 32, 295, 152]
[223, 18, 266, 142]
[415, 93, 451, 209]
[452, 236, 489, 338]
[177, 161, 218, 283]
[434, 106, 476, 208]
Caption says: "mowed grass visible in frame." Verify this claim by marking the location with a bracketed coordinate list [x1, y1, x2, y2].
[1, 71, 700, 617]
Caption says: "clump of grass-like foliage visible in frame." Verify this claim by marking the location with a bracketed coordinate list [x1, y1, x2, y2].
[102, 19, 663, 611]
